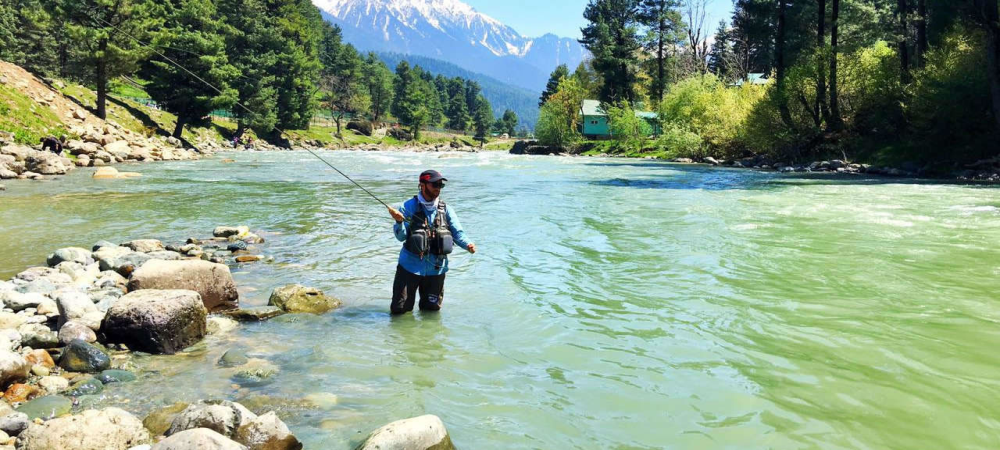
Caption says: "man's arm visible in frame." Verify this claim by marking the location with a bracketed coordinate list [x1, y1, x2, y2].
[446, 206, 475, 253]
[390, 203, 409, 242]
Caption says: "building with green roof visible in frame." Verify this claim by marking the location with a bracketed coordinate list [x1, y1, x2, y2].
[580, 100, 660, 139]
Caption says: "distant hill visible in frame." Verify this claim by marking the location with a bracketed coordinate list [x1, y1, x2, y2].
[377, 52, 539, 131]
[314, 0, 587, 92]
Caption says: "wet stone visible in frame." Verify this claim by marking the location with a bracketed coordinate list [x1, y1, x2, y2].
[58, 340, 110, 373]
[217, 349, 248, 368]
[96, 369, 136, 384]
[66, 376, 103, 396]
[15, 395, 72, 420]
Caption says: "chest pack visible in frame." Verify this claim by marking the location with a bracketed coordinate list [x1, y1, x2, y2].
[404, 197, 454, 258]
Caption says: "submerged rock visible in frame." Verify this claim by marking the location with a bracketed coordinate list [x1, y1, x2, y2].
[97, 369, 136, 384]
[127, 260, 239, 312]
[355, 415, 455, 450]
[217, 349, 249, 368]
[16, 407, 150, 450]
[66, 376, 103, 396]
[15, 395, 72, 420]
[101, 289, 207, 355]
[221, 306, 285, 322]
[268, 285, 341, 314]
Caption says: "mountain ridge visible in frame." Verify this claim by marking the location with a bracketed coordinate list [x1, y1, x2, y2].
[313, 0, 587, 92]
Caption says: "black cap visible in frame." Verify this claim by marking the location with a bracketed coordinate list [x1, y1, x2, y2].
[419, 170, 447, 183]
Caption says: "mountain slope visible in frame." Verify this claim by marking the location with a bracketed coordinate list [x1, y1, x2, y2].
[314, 0, 586, 92]
[376, 52, 539, 130]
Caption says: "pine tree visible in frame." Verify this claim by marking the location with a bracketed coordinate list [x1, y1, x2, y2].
[391, 61, 428, 139]
[501, 109, 518, 135]
[58, 0, 160, 120]
[363, 53, 395, 124]
[447, 91, 470, 131]
[472, 95, 493, 147]
[637, 0, 683, 103]
[580, 0, 642, 103]
[321, 43, 369, 136]
[218, 0, 279, 138]
[540, 64, 569, 107]
[143, 0, 238, 139]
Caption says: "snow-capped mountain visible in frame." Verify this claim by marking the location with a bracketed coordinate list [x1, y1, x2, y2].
[313, 0, 588, 92]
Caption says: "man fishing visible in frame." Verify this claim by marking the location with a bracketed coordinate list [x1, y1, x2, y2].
[386, 170, 476, 314]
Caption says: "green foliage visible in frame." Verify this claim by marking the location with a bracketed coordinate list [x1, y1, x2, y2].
[143, 0, 238, 138]
[391, 61, 428, 139]
[0, 0, 62, 78]
[658, 74, 767, 157]
[473, 95, 492, 145]
[0, 84, 66, 145]
[606, 101, 651, 152]
[655, 124, 703, 157]
[580, 0, 642, 103]
[540, 64, 569, 107]
[536, 76, 586, 147]
[837, 41, 905, 137]
[501, 109, 518, 135]
[447, 91, 470, 130]
[908, 28, 995, 159]
[363, 53, 394, 123]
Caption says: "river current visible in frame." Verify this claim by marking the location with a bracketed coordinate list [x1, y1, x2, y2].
[1, 150, 999, 449]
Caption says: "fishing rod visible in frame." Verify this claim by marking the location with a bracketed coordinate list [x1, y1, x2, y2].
[86, 11, 392, 210]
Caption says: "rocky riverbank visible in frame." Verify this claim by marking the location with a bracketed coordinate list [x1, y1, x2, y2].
[0, 226, 456, 449]
[509, 141, 1000, 182]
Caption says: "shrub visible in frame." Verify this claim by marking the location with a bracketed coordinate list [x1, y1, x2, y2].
[606, 101, 651, 152]
[656, 124, 703, 157]
[658, 74, 767, 158]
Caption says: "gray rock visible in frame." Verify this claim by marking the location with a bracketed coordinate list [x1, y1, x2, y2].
[0, 412, 28, 436]
[54, 290, 99, 328]
[166, 400, 256, 438]
[58, 320, 97, 345]
[16, 277, 61, 295]
[46, 247, 94, 267]
[95, 246, 153, 277]
[355, 415, 455, 450]
[0, 291, 48, 311]
[94, 270, 128, 291]
[56, 261, 99, 285]
[16, 407, 150, 449]
[124, 239, 165, 253]
[127, 260, 239, 312]
[14, 267, 55, 283]
[268, 285, 341, 315]
[92, 240, 118, 252]
[101, 289, 207, 355]
[213, 226, 248, 238]
[0, 350, 29, 389]
[15, 395, 72, 420]
[58, 340, 110, 373]
[37, 376, 68, 395]
[221, 307, 285, 322]
[147, 250, 185, 261]
[17, 324, 58, 349]
[234, 411, 301, 450]
[152, 428, 247, 450]
[0, 312, 26, 330]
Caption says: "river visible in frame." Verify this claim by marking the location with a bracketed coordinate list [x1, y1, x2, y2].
[1, 150, 998, 449]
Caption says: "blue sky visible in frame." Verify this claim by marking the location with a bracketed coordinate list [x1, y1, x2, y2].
[464, 0, 735, 39]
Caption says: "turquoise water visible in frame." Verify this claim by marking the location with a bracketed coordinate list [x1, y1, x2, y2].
[1, 151, 999, 449]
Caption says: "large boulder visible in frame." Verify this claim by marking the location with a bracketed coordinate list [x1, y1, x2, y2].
[24, 152, 69, 175]
[355, 415, 455, 450]
[0, 292, 46, 312]
[127, 260, 238, 311]
[0, 350, 30, 389]
[103, 141, 132, 159]
[15, 407, 150, 450]
[234, 411, 301, 450]
[166, 400, 256, 438]
[58, 320, 97, 345]
[46, 247, 94, 267]
[268, 285, 341, 314]
[58, 340, 110, 373]
[152, 428, 247, 450]
[101, 289, 207, 355]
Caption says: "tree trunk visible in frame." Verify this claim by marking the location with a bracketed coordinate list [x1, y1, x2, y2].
[982, 0, 1000, 131]
[829, 0, 843, 131]
[817, 0, 829, 127]
[96, 38, 108, 120]
[173, 116, 186, 139]
[916, 0, 928, 67]
[898, 0, 911, 83]
[656, 16, 666, 102]
[776, 0, 795, 128]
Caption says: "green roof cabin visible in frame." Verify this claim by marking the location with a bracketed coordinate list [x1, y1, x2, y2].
[580, 100, 660, 139]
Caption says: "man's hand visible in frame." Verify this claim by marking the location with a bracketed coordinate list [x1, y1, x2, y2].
[388, 206, 405, 223]
[467, 243, 476, 254]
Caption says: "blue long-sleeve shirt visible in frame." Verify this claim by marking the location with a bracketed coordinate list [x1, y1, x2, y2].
[393, 197, 471, 276]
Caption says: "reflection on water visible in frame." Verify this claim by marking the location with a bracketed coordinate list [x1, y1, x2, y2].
[1, 151, 999, 449]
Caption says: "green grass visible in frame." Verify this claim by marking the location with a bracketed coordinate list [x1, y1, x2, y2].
[0, 84, 66, 144]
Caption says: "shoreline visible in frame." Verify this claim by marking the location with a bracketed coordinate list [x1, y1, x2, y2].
[0, 227, 456, 449]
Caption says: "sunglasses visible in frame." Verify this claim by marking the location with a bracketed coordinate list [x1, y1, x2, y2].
[431, 181, 446, 189]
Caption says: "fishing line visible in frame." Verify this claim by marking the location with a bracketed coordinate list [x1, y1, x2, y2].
[86, 11, 391, 209]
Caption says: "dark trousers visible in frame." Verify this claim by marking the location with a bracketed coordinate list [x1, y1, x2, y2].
[391, 264, 445, 314]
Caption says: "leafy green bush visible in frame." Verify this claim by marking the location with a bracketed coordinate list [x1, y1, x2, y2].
[658, 74, 767, 158]
[838, 41, 905, 137]
[656, 124, 703, 157]
[606, 101, 651, 152]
